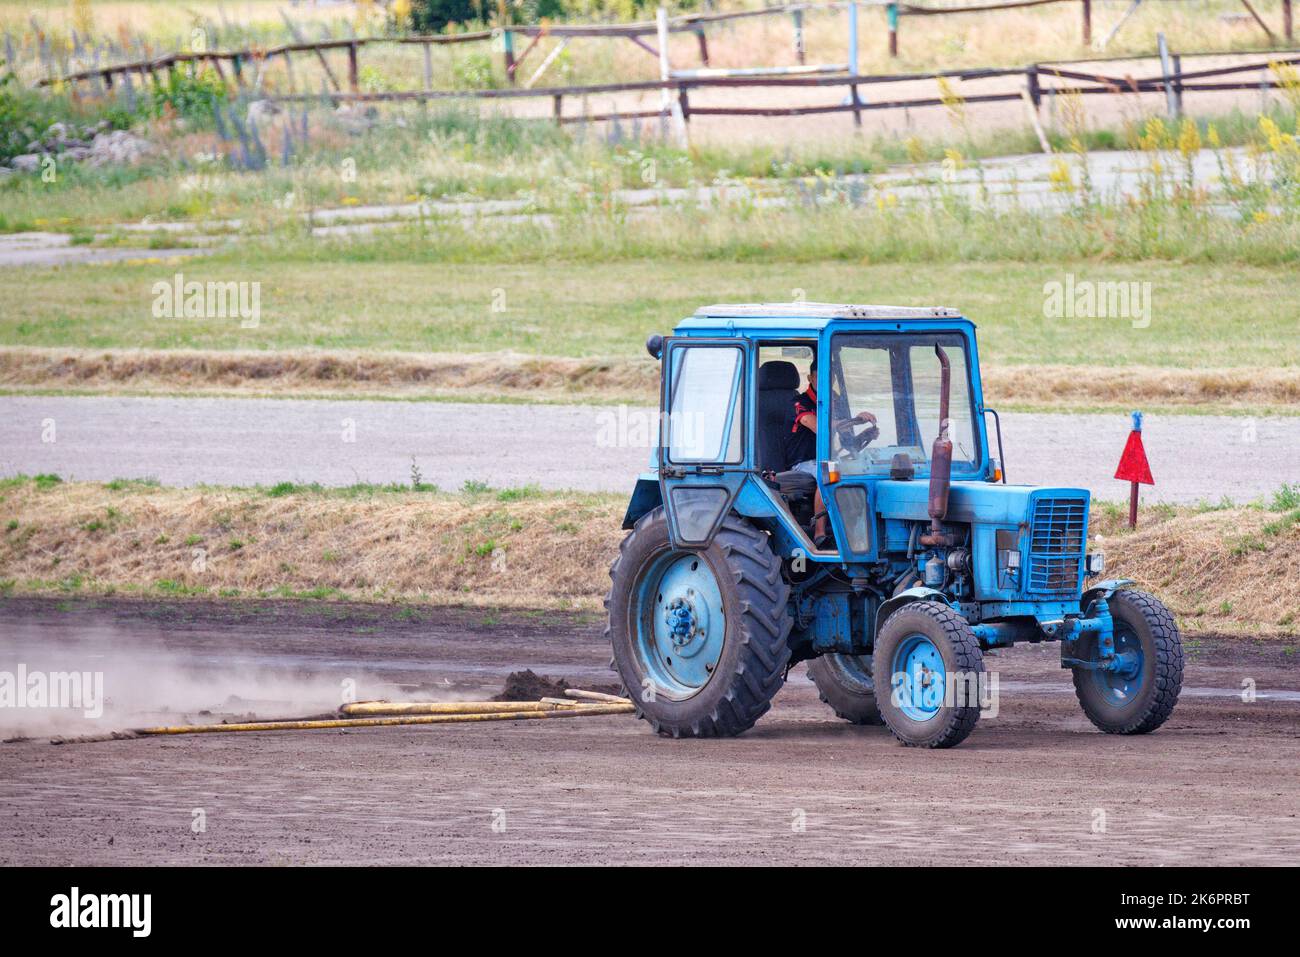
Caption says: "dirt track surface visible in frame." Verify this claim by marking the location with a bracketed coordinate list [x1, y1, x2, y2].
[1, 598, 1297, 866]
[4, 395, 1298, 503]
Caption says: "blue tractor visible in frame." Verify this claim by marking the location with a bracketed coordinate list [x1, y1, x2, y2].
[606, 303, 1184, 748]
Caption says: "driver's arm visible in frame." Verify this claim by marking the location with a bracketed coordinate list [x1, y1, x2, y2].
[797, 410, 874, 435]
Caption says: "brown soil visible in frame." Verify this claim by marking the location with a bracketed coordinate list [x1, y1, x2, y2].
[0, 597, 1296, 866]
[493, 669, 621, 701]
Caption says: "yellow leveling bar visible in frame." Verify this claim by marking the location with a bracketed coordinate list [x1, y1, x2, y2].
[339, 700, 618, 716]
[133, 703, 634, 736]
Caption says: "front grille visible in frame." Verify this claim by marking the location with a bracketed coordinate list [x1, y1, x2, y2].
[1027, 497, 1086, 594]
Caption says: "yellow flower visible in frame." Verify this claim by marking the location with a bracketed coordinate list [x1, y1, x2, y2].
[340, 196, 360, 206]
[1048, 159, 1074, 191]
[1253, 210, 1271, 224]
[1259, 116, 1284, 152]
[1177, 119, 1201, 160]
[1206, 124, 1221, 149]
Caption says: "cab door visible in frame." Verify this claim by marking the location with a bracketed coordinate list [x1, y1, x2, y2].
[658, 338, 750, 548]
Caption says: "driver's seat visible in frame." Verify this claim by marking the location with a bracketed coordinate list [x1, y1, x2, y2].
[756, 361, 800, 473]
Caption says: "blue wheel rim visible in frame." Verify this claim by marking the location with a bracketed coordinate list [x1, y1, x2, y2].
[1090, 624, 1146, 705]
[891, 633, 946, 721]
[634, 551, 726, 700]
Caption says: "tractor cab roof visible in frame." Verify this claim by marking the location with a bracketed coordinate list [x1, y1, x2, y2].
[676, 303, 966, 335]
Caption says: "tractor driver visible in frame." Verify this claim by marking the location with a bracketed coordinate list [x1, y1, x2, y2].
[786, 357, 877, 545]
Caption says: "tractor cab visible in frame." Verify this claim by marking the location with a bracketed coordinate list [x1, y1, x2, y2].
[610, 303, 1183, 748]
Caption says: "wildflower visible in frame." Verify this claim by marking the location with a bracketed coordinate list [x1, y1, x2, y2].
[1177, 119, 1201, 160]
[1048, 159, 1074, 191]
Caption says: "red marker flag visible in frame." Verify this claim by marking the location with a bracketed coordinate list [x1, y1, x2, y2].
[1115, 411, 1153, 528]
[1114, 430, 1154, 485]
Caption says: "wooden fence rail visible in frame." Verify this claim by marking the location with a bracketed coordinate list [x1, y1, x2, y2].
[252, 51, 1300, 133]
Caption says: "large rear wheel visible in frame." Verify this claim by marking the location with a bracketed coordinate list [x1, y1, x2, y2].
[605, 508, 792, 738]
[807, 654, 884, 725]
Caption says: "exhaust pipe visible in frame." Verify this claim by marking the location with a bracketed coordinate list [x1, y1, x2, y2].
[920, 344, 954, 548]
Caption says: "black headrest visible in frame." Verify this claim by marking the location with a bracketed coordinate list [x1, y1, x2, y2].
[758, 361, 800, 391]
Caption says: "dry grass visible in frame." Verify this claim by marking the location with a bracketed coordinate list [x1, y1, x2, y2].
[1090, 501, 1300, 636]
[5, 347, 1299, 412]
[7, 1, 1289, 86]
[0, 478, 625, 609]
[3, 478, 1297, 636]
[0, 346, 660, 404]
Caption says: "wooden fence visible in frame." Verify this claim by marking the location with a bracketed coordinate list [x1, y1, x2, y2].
[261, 49, 1300, 138]
[34, 0, 1300, 95]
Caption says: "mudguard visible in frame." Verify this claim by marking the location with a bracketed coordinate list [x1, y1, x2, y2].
[1081, 578, 1135, 612]
[874, 586, 956, 640]
[622, 475, 663, 530]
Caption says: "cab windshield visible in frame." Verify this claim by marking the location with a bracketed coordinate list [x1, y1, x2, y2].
[828, 332, 981, 476]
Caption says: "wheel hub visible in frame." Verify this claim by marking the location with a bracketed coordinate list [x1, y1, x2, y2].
[662, 592, 711, 657]
[634, 552, 725, 698]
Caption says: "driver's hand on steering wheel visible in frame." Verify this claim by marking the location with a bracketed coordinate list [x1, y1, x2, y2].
[853, 410, 877, 426]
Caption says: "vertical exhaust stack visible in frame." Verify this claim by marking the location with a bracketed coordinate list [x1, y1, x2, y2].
[921, 344, 954, 547]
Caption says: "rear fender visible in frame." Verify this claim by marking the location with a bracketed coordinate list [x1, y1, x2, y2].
[622, 475, 662, 530]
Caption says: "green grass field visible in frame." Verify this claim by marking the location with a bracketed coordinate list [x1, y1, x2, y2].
[3, 256, 1297, 370]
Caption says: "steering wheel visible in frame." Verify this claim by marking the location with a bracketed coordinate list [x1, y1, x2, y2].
[836, 419, 880, 456]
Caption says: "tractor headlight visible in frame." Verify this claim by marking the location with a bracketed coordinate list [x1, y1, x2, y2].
[1086, 552, 1105, 575]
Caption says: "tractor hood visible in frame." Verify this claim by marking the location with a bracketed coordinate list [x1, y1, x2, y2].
[874, 480, 1091, 525]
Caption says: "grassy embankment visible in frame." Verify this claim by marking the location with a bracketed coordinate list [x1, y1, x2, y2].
[2, 475, 1298, 639]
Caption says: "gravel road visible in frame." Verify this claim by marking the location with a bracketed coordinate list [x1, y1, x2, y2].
[1, 599, 1296, 866]
[1, 395, 1295, 503]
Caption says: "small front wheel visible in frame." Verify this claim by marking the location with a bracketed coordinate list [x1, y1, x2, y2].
[1072, 589, 1184, 734]
[874, 601, 984, 749]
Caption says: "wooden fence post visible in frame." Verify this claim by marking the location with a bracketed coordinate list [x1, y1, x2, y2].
[887, 3, 899, 58]
[694, 27, 709, 66]
[792, 9, 805, 66]
[850, 80, 862, 127]
[347, 41, 359, 92]
[1026, 63, 1041, 109]
[1157, 33, 1178, 118]
[1285, 0, 1294, 42]
[502, 28, 515, 85]
[1082, 0, 1092, 48]
[848, 0, 858, 73]
[423, 40, 433, 91]
[553, 92, 563, 125]
[1172, 53, 1183, 117]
